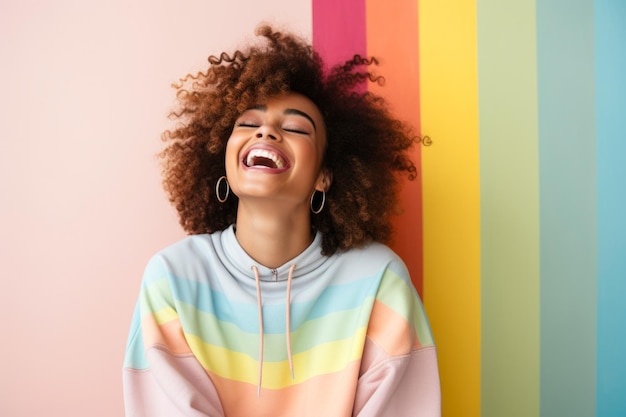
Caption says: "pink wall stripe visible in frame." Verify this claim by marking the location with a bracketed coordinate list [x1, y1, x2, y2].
[312, 0, 367, 68]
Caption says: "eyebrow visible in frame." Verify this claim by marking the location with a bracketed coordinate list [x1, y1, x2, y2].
[250, 105, 317, 131]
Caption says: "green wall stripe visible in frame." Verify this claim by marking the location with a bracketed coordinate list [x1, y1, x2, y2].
[478, 1, 540, 416]
[537, 0, 597, 416]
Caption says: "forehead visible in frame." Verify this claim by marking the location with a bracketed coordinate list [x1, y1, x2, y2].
[263, 93, 325, 125]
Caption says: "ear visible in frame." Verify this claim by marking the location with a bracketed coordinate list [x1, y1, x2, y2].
[315, 168, 333, 192]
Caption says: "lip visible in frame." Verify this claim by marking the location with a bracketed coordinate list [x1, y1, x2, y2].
[241, 144, 291, 173]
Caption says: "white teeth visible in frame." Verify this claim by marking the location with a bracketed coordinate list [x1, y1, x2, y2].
[246, 149, 285, 168]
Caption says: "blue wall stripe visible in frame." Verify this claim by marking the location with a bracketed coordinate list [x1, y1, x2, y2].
[595, 1, 626, 416]
[537, 0, 597, 416]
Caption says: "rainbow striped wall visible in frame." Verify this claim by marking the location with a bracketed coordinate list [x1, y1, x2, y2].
[312, 1, 626, 416]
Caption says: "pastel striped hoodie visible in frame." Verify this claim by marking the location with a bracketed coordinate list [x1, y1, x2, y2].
[123, 225, 440, 416]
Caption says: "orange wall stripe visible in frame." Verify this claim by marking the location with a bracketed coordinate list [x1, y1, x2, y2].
[366, 0, 424, 296]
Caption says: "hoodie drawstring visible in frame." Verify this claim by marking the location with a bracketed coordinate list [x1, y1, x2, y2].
[286, 264, 296, 380]
[251, 264, 297, 397]
[251, 266, 264, 398]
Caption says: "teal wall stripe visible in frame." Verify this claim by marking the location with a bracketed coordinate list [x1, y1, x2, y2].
[537, 0, 597, 416]
[595, 1, 626, 416]
[478, 1, 540, 417]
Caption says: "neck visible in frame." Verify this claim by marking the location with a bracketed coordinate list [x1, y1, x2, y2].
[234, 199, 314, 269]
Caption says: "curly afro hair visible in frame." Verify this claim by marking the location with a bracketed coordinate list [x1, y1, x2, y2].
[161, 25, 418, 256]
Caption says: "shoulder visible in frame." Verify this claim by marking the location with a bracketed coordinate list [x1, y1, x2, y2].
[164, 234, 212, 256]
[333, 241, 409, 278]
[336, 241, 400, 261]
[141, 232, 221, 283]
[149, 233, 210, 262]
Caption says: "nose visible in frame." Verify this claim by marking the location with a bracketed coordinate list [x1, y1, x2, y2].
[255, 124, 280, 141]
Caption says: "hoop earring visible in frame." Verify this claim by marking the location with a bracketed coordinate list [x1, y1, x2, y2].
[216, 176, 230, 203]
[310, 190, 325, 214]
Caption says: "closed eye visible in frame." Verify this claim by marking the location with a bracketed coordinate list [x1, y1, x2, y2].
[283, 127, 309, 134]
[236, 122, 259, 128]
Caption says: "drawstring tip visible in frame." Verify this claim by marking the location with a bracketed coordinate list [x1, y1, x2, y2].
[257, 385, 261, 398]
[289, 358, 295, 380]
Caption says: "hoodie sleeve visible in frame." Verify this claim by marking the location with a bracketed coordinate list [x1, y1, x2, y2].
[122, 256, 225, 417]
[352, 261, 441, 417]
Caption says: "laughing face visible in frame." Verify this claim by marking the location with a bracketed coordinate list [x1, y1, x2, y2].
[225, 92, 329, 207]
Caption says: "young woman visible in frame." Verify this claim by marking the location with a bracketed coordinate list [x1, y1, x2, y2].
[123, 25, 440, 417]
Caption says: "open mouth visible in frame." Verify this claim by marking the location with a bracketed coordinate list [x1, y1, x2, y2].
[244, 148, 288, 169]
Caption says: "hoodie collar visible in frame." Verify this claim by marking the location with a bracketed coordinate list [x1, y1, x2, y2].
[219, 224, 326, 281]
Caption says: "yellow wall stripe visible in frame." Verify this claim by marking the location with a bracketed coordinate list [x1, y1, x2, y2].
[419, 1, 481, 415]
